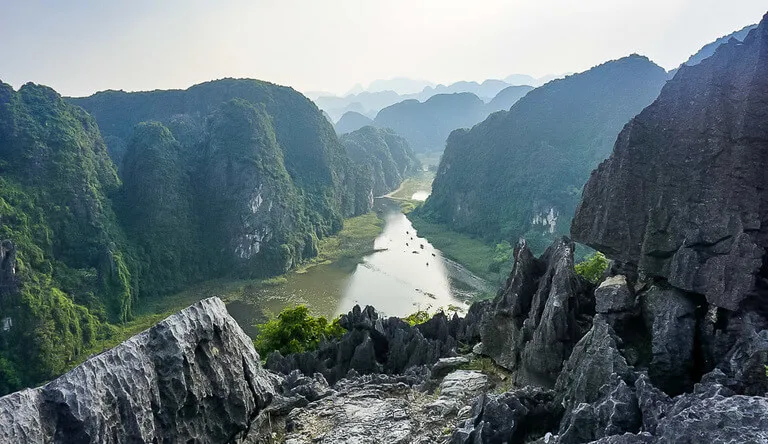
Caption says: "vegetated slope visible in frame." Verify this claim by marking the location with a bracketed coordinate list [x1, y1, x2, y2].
[420, 55, 668, 252]
[373, 92, 488, 153]
[486, 85, 535, 113]
[0, 79, 377, 395]
[334, 111, 373, 134]
[340, 126, 421, 196]
[572, 18, 768, 312]
[0, 82, 134, 393]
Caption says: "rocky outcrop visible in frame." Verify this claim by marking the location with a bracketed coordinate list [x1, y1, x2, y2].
[480, 237, 593, 386]
[265, 304, 462, 383]
[571, 15, 768, 312]
[0, 298, 275, 443]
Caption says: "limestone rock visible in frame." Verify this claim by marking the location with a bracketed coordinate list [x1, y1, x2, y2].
[571, 17, 768, 311]
[431, 356, 471, 379]
[640, 286, 697, 394]
[481, 238, 592, 387]
[0, 298, 275, 443]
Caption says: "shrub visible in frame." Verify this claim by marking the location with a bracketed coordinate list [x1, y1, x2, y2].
[575, 251, 609, 284]
[253, 305, 345, 357]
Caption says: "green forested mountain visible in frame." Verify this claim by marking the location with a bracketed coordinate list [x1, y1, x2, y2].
[340, 126, 421, 196]
[335, 111, 373, 134]
[0, 78, 376, 394]
[419, 55, 668, 252]
[373, 92, 488, 153]
[0, 82, 134, 393]
[486, 85, 535, 113]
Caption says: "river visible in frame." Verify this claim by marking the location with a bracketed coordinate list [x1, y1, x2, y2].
[226, 194, 491, 337]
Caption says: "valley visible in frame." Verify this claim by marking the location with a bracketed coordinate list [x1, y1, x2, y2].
[2, 4, 768, 443]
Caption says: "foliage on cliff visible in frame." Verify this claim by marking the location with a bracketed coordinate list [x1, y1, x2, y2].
[0, 82, 134, 392]
[340, 126, 421, 196]
[419, 55, 668, 251]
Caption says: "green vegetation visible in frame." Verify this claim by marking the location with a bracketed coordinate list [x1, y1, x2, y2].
[388, 170, 434, 200]
[410, 215, 506, 282]
[575, 252, 609, 284]
[340, 126, 421, 197]
[373, 93, 489, 153]
[0, 78, 385, 395]
[253, 305, 345, 357]
[420, 56, 669, 251]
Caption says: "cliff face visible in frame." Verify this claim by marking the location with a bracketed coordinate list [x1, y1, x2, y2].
[420, 55, 668, 251]
[340, 126, 421, 196]
[0, 298, 275, 443]
[571, 15, 768, 311]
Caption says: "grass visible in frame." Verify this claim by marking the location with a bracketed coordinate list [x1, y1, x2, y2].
[410, 214, 503, 284]
[388, 170, 434, 200]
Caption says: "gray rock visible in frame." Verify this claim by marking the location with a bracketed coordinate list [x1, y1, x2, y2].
[634, 373, 671, 435]
[719, 329, 768, 395]
[451, 387, 560, 444]
[431, 356, 471, 379]
[439, 370, 488, 398]
[558, 375, 641, 444]
[0, 297, 275, 443]
[640, 286, 696, 394]
[555, 316, 633, 415]
[595, 276, 635, 314]
[571, 16, 768, 311]
[481, 238, 592, 387]
[654, 395, 768, 443]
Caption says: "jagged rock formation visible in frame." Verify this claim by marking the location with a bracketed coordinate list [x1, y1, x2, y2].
[0, 298, 275, 443]
[420, 55, 668, 252]
[477, 237, 593, 386]
[340, 126, 421, 196]
[571, 16, 768, 311]
[264, 305, 462, 384]
[334, 110, 373, 134]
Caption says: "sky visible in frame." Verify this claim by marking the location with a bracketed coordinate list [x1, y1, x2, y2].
[0, 0, 765, 97]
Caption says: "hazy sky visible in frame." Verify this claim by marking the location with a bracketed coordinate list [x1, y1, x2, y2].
[1, 0, 765, 97]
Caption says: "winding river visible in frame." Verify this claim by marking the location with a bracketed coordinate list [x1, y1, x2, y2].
[227, 193, 490, 337]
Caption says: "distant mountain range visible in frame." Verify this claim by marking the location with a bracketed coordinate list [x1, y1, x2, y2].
[314, 74, 562, 121]
[334, 85, 535, 152]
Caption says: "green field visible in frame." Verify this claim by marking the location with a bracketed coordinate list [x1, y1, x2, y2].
[410, 214, 507, 286]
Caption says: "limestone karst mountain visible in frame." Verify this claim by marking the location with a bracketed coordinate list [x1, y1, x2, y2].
[420, 55, 668, 252]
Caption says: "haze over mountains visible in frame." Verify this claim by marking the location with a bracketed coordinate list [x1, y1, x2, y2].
[316, 74, 557, 122]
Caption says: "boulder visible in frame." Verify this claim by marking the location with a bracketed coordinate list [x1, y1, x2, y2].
[640, 285, 697, 394]
[0, 297, 275, 443]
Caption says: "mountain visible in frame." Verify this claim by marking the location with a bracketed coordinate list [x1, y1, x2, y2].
[419, 55, 668, 251]
[314, 90, 401, 122]
[0, 78, 376, 395]
[373, 92, 488, 153]
[0, 81, 133, 393]
[683, 23, 757, 66]
[486, 85, 535, 113]
[419, 79, 513, 101]
[572, 19, 768, 312]
[334, 111, 373, 134]
[340, 126, 421, 196]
